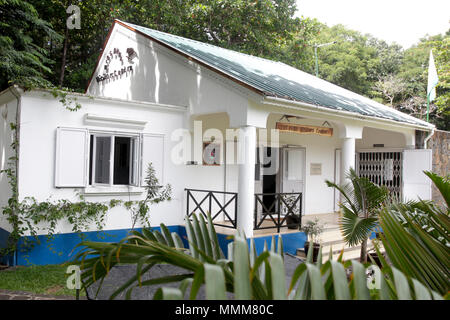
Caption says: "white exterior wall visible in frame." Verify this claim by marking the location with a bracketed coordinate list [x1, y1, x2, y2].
[2, 21, 431, 237]
[196, 113, 419, 215]
[356, 127, 407, 149]
[0, 93, 18, 233]
[86, 23, 252, 126]
[16, 93, 194, 235]
[13, 22, 263, 236]
[266, 115, 341, 215]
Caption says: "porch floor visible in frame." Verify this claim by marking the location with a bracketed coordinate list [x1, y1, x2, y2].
[213, 220, 301, 238]
[212, 212, 340, 238]
[302, 212, 340, 229]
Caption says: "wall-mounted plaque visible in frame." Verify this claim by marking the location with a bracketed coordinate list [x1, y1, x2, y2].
[310, 163, 322, 175]
[95, 47, 138, 84]
[276, 122, 333, 137]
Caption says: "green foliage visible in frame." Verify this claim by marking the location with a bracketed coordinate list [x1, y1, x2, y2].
[389, 32, 449, 129]
[377, 171, 450, 296]
[4, 1, 447, 128]
[0, 0, 62, 90]
[0, 139, 169, 256]
[72, 213, 443, 300]
[22, 0, 320, 91]
[315, 25, 380, 95]
[129, 163, 172, 229]
[325, 168, 389, 262]
[312, 24, 449, 130]
[299, 218, 324, 243]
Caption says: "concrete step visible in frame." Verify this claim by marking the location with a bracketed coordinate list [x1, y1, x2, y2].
[320, 231, 344, 243]
[297, 243, 382, 263]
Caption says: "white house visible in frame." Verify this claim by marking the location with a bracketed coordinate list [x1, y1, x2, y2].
[0, 20, 434, 265]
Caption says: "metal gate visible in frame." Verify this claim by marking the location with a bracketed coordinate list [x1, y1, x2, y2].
[357, 151, 403, 199]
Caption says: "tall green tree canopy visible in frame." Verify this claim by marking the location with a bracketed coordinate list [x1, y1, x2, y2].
[2, 0, 448, 129]
[0, 0, 61, 90]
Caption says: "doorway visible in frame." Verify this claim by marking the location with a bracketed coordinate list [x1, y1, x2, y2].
[255, 147, 280, 213]
[281, 146, 306, 215]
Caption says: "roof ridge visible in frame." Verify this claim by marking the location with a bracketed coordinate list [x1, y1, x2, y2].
[114, 20, 433, 129]
[119, 20, 282, 66]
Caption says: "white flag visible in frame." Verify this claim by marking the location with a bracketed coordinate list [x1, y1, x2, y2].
[427, 50, 439, 103]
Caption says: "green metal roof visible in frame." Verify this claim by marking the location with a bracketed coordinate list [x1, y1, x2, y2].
[121, 21, 432, 129]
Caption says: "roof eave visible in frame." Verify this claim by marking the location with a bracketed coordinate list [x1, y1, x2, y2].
[263, 95, 435, 132]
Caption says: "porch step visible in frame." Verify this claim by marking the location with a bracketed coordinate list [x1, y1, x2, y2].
[320, 229, 344, 243]
[297, 223, 383, 262]
[297, 244, 374, 262]
[324, 245, 364, 262]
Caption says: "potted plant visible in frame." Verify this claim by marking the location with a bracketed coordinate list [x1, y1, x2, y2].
[284, 194, 301, 229]
[300, 218, 324, 262]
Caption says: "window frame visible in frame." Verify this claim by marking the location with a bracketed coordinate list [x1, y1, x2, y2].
[89, 130, 140, 188]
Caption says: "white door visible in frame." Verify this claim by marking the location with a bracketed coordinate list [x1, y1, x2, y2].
[282, 147, 306, 214]
[403, 149, 432, 201]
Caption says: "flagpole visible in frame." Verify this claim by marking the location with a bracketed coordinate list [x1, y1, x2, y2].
[426, 50, 438, 123]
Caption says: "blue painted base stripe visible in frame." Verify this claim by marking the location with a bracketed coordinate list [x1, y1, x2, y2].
[16, 226, 186, 266]
[0, 227, 15, 266]
[14, 226, 306, 266]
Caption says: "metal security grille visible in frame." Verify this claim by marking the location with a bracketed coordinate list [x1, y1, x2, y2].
[357, 151, 403, 199]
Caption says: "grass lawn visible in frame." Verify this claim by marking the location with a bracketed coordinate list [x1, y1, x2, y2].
[0, 264, 84, 297]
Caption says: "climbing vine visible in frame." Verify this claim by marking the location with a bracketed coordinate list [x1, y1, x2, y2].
[0, 101, 172, 257]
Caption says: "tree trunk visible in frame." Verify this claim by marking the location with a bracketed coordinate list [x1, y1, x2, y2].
[59, 27, 69, 87]
[360, 238, 368, 263]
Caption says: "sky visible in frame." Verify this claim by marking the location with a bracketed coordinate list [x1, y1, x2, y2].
[296, 0, 450, 48]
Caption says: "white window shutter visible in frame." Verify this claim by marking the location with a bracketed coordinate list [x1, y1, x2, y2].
[403, 149, 432, 201]
[140, 133, 164, 186]
[55, 127, 89, 187]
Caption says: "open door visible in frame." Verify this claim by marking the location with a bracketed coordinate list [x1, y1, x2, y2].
[262, 147, 279, 213]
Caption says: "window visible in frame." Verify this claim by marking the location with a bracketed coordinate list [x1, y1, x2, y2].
[89, 134, 138, 186]
[55, 127, 164, 190]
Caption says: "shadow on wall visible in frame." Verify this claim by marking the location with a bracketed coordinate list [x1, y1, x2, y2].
[125, 37, 201, 108]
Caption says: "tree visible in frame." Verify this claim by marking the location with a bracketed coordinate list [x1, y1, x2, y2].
[373, 74, 407, 106]
[0, 0, 62, 91]
[395, 32, 450, 129]
[325, 169, 389, 263]
[25, 0, 320, 92]
[431, 35, 450, 130]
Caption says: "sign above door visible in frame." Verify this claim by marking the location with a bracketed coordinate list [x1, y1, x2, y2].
[275, 122, 333, 137]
